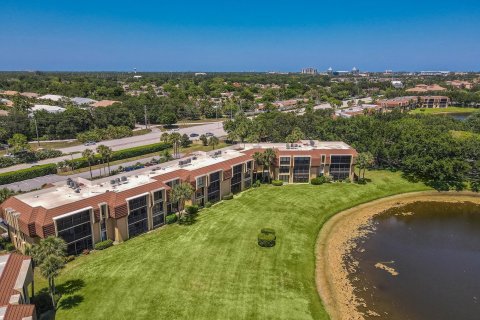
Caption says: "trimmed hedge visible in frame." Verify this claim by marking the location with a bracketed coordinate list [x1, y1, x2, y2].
[166, 214, 178, 224]
[205, 202, 212, 208]
[271, 180, 283, 186]
[94, 239, 113, 250]
[261, 228, 276, 235]
[257, 233, 276, 247]
[222, 193, 233, 200]
[68, 142, 171, 170]
[185, 205, 199, 215]
[311, 176, 328, 185]
[0, 163, 58, 185]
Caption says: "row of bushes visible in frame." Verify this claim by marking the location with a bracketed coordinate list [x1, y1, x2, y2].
[94, 239, 113, 250]
[0, 149, 63, 169]
[0, 163, 58, 185]
[77, 126, 133, 143]
[66, 142, 172, 170]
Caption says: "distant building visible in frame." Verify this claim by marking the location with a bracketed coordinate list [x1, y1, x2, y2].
[446, 80, 473, 90]
[406, 84, 447, 93]
[391, 81, 404, 89]
[352, 67, 359, 75]
[419, 71, 450, 76]
[38, 94, 65, 102]
[91, 100, 120, 108]
[327, 67, 333, 75]
[20, 92, 39, 99]
[31, 104, 65, 114]
[376, 96, 450, 110]
[418, 96, 450, 108]
[71, 97, 97, 106]
[195, 72, 207, 76]
[301, 68, 318, 75]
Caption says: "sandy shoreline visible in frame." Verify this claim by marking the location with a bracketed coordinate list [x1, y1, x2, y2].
[315, 191, 480, 320]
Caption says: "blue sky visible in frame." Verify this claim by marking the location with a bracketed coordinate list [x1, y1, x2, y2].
[0, 0, 479, 71]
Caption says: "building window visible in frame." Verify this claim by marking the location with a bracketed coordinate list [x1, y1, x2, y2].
[279, 174, 290, 183]
[231, 164, 242, 194]
[293, 157, 310, 183]
[280, 157, 290, 165]
[56, 209, 93, 255]
[152, 190, 165, 228]
[207, 171, 221, 203]
[279, 166, 290, 174]
[128, 195, 148, 237]
[329, 155, 352, 180]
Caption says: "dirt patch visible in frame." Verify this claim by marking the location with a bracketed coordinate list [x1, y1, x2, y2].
[315, 191, 480, 320]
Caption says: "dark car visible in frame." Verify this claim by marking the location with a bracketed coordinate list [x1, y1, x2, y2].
[205, 132, 214, 137]
[189, 133, 199, 137]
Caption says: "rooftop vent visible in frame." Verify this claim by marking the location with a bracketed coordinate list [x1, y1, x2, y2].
[121, 176, 127, 182]
[74, 189, 80, 193]
[110, 180, 116, 185]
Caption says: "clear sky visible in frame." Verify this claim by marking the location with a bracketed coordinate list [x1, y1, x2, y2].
[0, 0, 479, 72]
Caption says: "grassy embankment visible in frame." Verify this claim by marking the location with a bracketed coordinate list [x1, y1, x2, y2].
[35, 170, 429, 320]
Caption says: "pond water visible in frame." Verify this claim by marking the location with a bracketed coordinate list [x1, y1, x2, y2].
[443, 112, 472, 121]
[350, 201, 480, 320]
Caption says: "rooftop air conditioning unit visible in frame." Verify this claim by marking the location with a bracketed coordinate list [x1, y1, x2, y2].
[110, 180, 116, 185]
[121, 176, 127, 182]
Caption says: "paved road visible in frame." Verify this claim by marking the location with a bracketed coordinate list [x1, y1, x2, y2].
[0, 122, 226, 175]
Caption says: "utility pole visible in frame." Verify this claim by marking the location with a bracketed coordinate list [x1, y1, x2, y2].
[33, 116, 40, 147]
[144, 105, 148, 129]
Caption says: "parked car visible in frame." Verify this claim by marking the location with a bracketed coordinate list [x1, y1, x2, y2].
[84, 141, 96, 146]
[189, 133, 199, 137]
[205, 132, 214, 137]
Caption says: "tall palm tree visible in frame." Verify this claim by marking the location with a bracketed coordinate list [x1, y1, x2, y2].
[168, 132, 182, 159]
[252, 151, 264, 181]
[169, 182, 194, 220]
[160, 132, 170, 144]
[30, 236, 67, 309]
[262, 148, 277, 183]
[82, 149, 95, 179]
[96, 145, 113, 176]
[208, 136, 220, 150]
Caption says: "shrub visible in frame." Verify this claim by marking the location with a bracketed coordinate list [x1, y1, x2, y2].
[344, 177, 351, 183]
[94, 239, 113, 250]
[253, 180, 262, 188]
[357, 178, 367, 185]
[166, 214, 178, 224]
[82, 249, 90, 255]
[311, 176, 328, 185]
[205, 202, 212, 208]
[35, 149, 63, 160]
[257, 232, 276, 247]
[65, 255, 75, 263]
[0, 157, 18, 169]
[4, 242, 15, 252]
[261, 228, 276, 235]
[222, 193, 233, 200]
[0, 163, 57, 184]
[271, 180, 283, 186]
[185, 205, 199, 215]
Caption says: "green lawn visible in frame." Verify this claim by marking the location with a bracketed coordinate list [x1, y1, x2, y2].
[35, 171, 429, 320]
[410, 106, 479, 114]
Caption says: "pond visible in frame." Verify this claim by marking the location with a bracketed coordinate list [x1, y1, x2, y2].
[350, 201, 480, 320]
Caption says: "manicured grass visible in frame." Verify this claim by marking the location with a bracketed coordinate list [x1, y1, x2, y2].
[35, 171, 429, 320]
[410, 107, 479, 114]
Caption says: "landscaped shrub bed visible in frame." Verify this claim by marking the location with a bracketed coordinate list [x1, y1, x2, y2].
[166, 214, 178, 224]
[0, 163, 58, 184]
[271, 180, 283, 186]
[0, 149, 63, 169]
[94, 239, 113, 250]
[67, 142, 171, 170]
[311, 176, 328, 185]
[257, 228, 276, 247]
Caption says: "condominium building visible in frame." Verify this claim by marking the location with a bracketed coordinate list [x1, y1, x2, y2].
[301, 68, 318, 75]
[376, 96, 450, 110]
[1, 142, 357, 256]
[0, 253, 36, 320]
[418, 96, 450, 108]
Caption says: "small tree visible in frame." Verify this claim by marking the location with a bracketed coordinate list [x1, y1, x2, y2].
[30, 236, 67, 310]
[0, 188, 15, 204]
[262, 148, 277, 183]
[169, 182, 194, 220]
[208, 136, 220, 150]
[160, 149, 173, 162]
[199, 134, 208, 146]
[168, 132, 182, 158]
[82, 148, 95, 179]
[285, 127, 305, 143]
[356, 152, 375, 180]
[8, 133, 29, 154]
[160, 132, 170, 144]
[181, 134, 191, 148]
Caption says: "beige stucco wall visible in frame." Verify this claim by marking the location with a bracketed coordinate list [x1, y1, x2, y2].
[115, 216, 128, 242]
[221, 179, 231, 198]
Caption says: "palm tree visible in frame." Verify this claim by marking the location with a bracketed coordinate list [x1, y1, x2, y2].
[97, 145, 113, 176]
[82, 149, 95, 179]
[160, 132, 170, 144]
[252, 151, 264, 181]
[357, 152, 375, 180]
[160, 149, 173, 162]
[208, 136, 220, 150]
[262, 148, 277, 183]
[168, 132, 182, 159]
[30, 236, 67, 309]
[169, 182, 194, 220]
